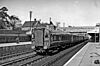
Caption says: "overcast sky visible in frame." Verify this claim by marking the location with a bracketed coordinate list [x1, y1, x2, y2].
[0, 0, 100, 27]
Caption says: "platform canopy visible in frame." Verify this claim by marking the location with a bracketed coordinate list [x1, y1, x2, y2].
[87, 27, 99, 33]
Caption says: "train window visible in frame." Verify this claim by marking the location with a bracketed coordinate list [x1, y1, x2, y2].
[62, 35, 65, 40]
[56, 35, 58, 41]
[45, 32, 49, 38]
[59, 36, 61, 41]
[50, 34, 53, 41]
[45, 33, 49, 38]
[45, 29, 49, 38]
[53, 35, 56, 41]
[32, 33, 35, 39]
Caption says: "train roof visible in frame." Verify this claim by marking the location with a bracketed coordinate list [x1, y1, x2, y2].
[26, 27, 85, 37]
[50, 30, 84, 37]
[50, 30, 70, 35]
[0, 29, 26, 34]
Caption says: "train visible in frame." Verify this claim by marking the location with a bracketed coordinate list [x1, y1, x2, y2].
[31, 27, 89, 54]
[0, 30, 31, 43]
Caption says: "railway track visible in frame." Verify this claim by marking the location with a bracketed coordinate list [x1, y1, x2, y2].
[42, 41, 88, 66]
[0, 53, 38, 66]
[0, 41, 88, 66]
[0, 50, 47, 66]
[0, 50, 34, 60]
[20, 55, 46, 66]
[31, 40, 88, 66]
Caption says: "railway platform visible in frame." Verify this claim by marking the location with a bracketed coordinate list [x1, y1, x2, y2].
[64, 42, 100, 66]
[0, 42, 31, 47]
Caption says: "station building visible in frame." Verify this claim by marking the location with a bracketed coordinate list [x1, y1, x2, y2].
[22, 19, 56, 34]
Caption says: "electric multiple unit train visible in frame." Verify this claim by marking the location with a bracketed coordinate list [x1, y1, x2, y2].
[31, 27, 88, 53]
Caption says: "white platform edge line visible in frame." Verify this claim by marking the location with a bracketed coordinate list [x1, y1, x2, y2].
[63, 43, 89, 66]
[0, 42, 31, 47]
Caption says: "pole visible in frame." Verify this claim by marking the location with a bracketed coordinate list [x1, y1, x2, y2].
[99, 26, 100, 44]
[30, 11, 32, 30]
[29, 11, 32, 43]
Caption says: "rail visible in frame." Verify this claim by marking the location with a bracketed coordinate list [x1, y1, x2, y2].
[0, 50, 34, 60]
[41, 40, 88, 66]
[0, 54, 37, 66]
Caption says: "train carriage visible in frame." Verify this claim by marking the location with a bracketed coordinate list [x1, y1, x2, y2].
[0, 31, 31, 43]
[32, 27, 50, 50]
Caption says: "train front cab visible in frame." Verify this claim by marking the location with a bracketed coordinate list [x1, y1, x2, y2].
[32, 27, 50, 52]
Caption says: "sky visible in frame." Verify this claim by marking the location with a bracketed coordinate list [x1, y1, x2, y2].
[0, 0, 100, 27]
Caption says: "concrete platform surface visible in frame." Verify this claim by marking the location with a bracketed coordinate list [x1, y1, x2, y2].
[64, 42, 100, 66]
[0, 42, 31, 47]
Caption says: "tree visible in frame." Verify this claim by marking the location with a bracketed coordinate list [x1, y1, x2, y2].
[10, 15, 22, 30]
[0, 7, 11, 29]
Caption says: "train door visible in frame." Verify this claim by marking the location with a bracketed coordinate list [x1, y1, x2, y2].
[43, 29, 50, 49]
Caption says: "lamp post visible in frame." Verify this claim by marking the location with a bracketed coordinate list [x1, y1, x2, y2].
[29, 11, 35, 46]
[99, 25, 100, 45]
[30, 11, 32, 30]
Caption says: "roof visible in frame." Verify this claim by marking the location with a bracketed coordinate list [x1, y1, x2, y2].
[23, 21, 56, 28]
[87, 27, 99, 33]
[60, 26, 95, 33]
[0, 29, 26, 34]
[22, 21, 37, 27]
